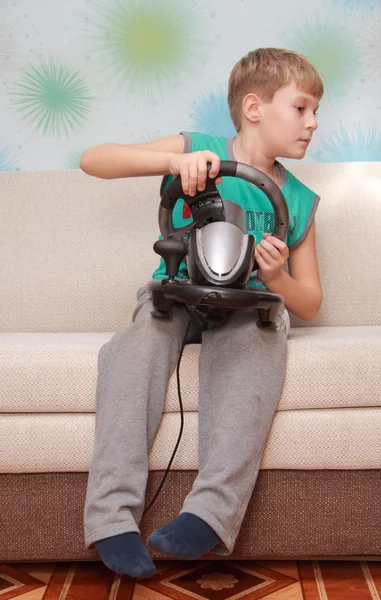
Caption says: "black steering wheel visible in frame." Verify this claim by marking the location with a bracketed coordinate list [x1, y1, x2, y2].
[158, 161, 289, 248]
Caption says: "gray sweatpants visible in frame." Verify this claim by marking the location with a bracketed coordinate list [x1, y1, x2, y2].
[84, 288, 289, 554]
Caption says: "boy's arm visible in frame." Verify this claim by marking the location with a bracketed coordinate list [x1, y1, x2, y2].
[259, 219, 322, 321]
[80, 135, 222, 194]
[79, 135, 185, 179]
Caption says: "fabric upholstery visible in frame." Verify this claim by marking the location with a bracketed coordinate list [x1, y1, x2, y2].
[0, 326, 380, 413]
[1, 163, 381, 332]
[0, 164, 380, 477]
[1, 407, 380, 472]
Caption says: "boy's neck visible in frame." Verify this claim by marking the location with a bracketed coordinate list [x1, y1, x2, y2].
[233, 130, 278, 184]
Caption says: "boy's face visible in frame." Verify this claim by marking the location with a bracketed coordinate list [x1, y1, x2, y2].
[257, 80, 320, 159]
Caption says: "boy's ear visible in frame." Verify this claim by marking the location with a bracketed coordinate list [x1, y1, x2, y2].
[242, 93, 261, 124]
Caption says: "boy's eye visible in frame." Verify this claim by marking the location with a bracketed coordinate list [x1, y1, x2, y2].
[296, 106, 318, 116]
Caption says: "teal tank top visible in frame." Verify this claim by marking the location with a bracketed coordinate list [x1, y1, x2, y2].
[152, 132, 320, 290]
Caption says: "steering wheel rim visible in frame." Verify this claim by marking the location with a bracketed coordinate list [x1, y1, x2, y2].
[159, 160, 289, 243]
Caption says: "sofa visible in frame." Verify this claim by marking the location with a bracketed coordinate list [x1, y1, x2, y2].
[1, 162, 380, 563]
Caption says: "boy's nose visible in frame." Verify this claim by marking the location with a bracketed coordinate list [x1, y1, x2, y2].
[307, 114, 318, 131]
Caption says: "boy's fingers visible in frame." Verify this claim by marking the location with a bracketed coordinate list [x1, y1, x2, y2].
[180, 166, 189, 196]
[197, 158, 207, 191]
[263, 235, 288, 253]
[209, 157, 220, 179]
[260, 239, 280, 260]
[188, 162, 198, 196]
[180, 152, 221, 197]
[256, 244, 272, 265]
[203, 152, 220, 178]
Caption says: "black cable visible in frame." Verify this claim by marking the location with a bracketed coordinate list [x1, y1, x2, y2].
[142, 292, 219, 516]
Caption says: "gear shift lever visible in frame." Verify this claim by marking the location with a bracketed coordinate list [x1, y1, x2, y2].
[153, 238, 188, 280]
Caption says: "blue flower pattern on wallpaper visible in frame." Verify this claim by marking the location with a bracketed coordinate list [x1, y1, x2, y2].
[310, 123, 381, 162]
[1, 0, 381, 169]
[64, 149, 85, 169]
[0, 147, 20, 172]
[190, 89, 236, 138]
[357, 18, 381, 83]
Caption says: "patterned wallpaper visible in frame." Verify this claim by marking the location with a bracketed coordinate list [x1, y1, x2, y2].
[1, 0, 381, 172]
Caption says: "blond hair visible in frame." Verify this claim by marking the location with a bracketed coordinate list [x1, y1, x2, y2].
[228, 48, 324, 131]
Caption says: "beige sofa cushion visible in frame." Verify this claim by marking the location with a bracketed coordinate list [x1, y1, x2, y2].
[1, 408, 380, 472]
[1, 326, 380, 413]
[1, 165, 380, 476]
[1, 163, 381, 332]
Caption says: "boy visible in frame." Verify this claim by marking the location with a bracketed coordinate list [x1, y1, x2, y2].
[81, 48, 324, 578]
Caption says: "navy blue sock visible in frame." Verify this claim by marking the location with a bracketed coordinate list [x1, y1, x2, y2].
[147, 512, 219, 559]
[95, 532, 156, 578]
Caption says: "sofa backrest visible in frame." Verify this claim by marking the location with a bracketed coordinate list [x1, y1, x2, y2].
[1, 163, 380, 332]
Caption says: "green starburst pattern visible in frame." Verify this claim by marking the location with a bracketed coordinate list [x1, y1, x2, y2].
[83, 0, 209, 102]
[284, 17, 361, 98]
[11, 58, 93, 139]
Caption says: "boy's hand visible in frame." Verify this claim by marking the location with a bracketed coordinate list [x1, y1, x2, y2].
[255, 233, 289, 285]
[169, 151, 222, 196]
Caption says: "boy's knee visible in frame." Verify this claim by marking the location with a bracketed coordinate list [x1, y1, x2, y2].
[133, 313, 175, 344]
[97, 342, 110, 371]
